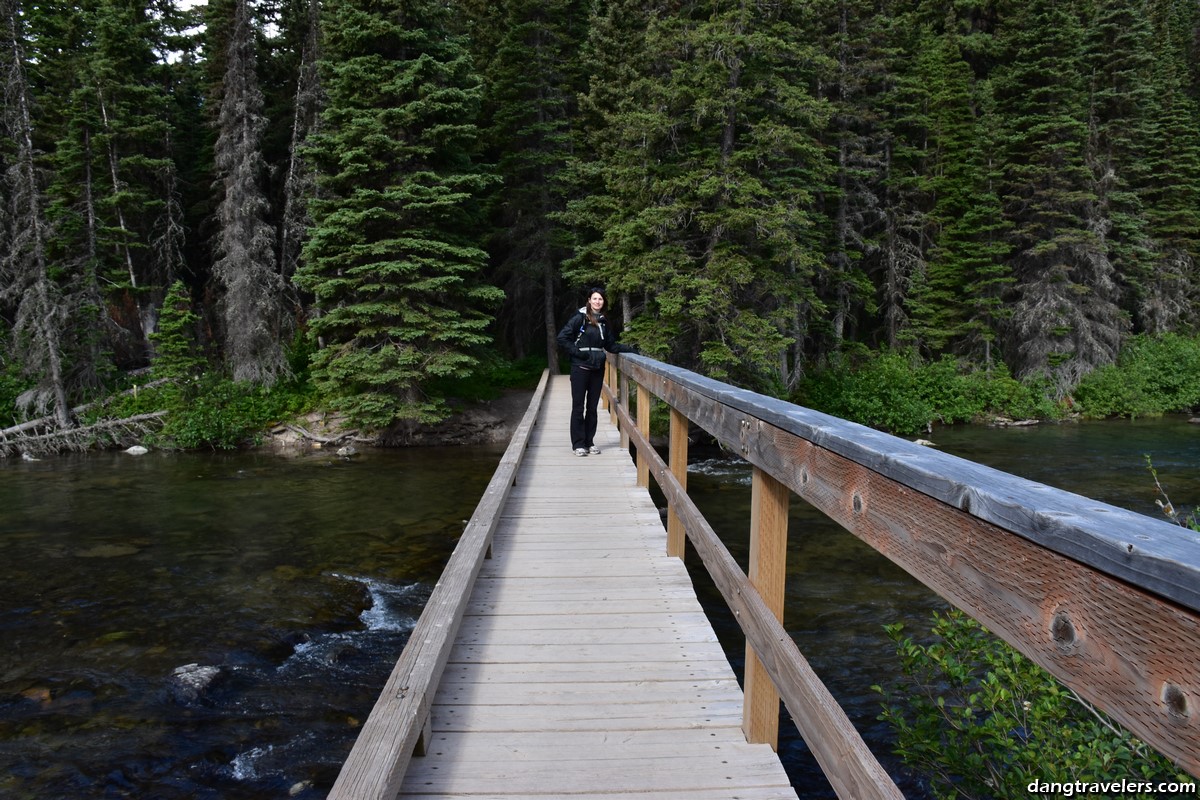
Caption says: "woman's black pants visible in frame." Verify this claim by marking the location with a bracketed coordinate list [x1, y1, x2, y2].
[569, 365, 604, 449]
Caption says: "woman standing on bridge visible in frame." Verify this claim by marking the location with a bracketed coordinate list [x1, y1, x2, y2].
[556, 287, 637, 457]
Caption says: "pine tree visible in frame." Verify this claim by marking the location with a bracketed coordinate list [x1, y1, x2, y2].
[566, 0, 830, 390]
[278, 0, 321, 283]
[902, 24, 1011, 362]
[1084, 0, 1162, 331]
[212, 0, 292, 385]
[473, 0, 586, 369]
[80, 0, 184, 354]
[1137, 0, 1200, 331]
[946, 87, 1012, 367]
[295, 0, 502, 427]
[1, 0, 71, 426]
[806, 0, 891, 356]
[150, 279, 204, 381]
[993, 0, 1124, 394]
[559, 0, 665, 321]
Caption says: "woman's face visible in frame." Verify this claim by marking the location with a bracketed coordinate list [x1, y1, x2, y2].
[588, 292, 605, 313]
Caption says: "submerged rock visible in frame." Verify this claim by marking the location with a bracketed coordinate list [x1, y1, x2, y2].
[169, 663, 222, 704]
[75, 543, 140, 558]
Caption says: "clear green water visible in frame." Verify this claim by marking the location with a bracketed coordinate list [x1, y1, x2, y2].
[1, 416, 1194, 798]
[0, 446, 503, 799]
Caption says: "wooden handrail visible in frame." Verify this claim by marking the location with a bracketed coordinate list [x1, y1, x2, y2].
[608, 383, 905, 799]
[607, 353, 1200, 783]
[328, 368, 551, 800]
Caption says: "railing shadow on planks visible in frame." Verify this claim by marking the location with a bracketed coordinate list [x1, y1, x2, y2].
[330, 355, 1200, 799]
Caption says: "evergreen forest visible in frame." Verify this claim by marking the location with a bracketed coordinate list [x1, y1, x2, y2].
[3, 0, 1200, 437]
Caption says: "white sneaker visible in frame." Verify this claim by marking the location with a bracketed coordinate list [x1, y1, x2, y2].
[574, 448, 588, 457]
[588, 446, 601, 455]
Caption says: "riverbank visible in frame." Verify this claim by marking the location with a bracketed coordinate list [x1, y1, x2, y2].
[263, 387, 538, 451]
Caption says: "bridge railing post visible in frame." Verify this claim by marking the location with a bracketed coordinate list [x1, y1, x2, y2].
[743, 465, 789, 750]
[636, 383, 651, 488]
[619, 366, 630, 450]
[603, 360, 614, 421]
[667, 406, 687, 558]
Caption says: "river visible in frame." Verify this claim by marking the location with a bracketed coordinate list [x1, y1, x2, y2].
[1, 416, 1195, 798]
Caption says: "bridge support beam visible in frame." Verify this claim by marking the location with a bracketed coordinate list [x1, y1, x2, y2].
[744, 466, 790, 749]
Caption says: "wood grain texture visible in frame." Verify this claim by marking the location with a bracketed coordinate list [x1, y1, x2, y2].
[667, 406, 688, 558]
[620, 356, 1200, 614]
[611, 395, 905, 800]
[389, 374, 800, 799]
[616, 354, 1200, 779]
[327, 370, 550, 800]
[744, 467, 790, 748]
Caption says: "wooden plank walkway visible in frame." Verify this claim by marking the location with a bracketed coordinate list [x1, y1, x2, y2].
[397, 374, 800, 799]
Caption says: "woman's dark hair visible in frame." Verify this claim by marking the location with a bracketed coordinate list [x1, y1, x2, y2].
[585, 286, 607, 324]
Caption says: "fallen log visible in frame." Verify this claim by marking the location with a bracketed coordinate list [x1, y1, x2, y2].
[284, 424, 360, 445]
[0, 379, 170, 439]
[1, 410, 168, 458]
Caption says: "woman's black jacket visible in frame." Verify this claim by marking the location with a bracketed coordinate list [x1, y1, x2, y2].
[556, 309, 636, 370]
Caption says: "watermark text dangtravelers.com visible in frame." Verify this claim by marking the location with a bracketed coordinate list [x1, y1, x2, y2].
[1028, 779, 1195, 797]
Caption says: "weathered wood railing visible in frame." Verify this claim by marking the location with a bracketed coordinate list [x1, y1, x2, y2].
[604, 353, 1200, 794]
[327, 368, 550, 800]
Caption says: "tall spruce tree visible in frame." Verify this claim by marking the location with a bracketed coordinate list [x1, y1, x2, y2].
[806, 0, 891, 356]
[1, 0, 71, 425]
[567, 0, 830, 389]
[473, 0, 585, 369]
[1084, 0, 1163, 331]
[561, 0, 668, 329]
[1137, 0, 1200, 331]
[24, 0, 118, 392]
[79, 0, 184, 356]
[994, 0, 1124, 393]
[278, 0, 321, 283]
[902, 24, 1011, 362]
[212, 0, 292, 385]
[945, 86, 1012, 368]
[295, 0, 502, 427]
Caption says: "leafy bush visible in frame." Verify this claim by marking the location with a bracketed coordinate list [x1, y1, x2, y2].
[156, 374, 316, 450]
[876, 610, 1187, 799]
[424, 353, 547, 403]
[88, 370, 315, 451]
[796, 350, 1059, 435]
[0, 358, 31, 428]
[1074, 333, 1200, 418]
[798, 349, 934, 434]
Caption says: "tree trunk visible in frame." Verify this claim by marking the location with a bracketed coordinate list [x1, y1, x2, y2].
[2, 3, 71, 428]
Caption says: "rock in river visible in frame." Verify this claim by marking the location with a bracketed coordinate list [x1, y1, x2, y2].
[169, 663, 222, 704]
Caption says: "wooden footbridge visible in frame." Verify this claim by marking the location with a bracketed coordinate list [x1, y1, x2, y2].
[330, 356, 1200, 799]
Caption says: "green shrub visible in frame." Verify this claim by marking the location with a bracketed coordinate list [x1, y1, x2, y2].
[0, 358, 31, 428]
[798, 349, 933, 434]
[876, 610, 1187, 799]
[424, 353, 547, 403]
[89, 371, 315, 450]
[1074, 333, 1200, 418]
[156, 374, 316, 450]
[796, 350, 1059, 435]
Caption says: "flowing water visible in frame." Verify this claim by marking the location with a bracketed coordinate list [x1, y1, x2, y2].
[0, 447, 503, 799]
[1, 416, 1196, 798]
